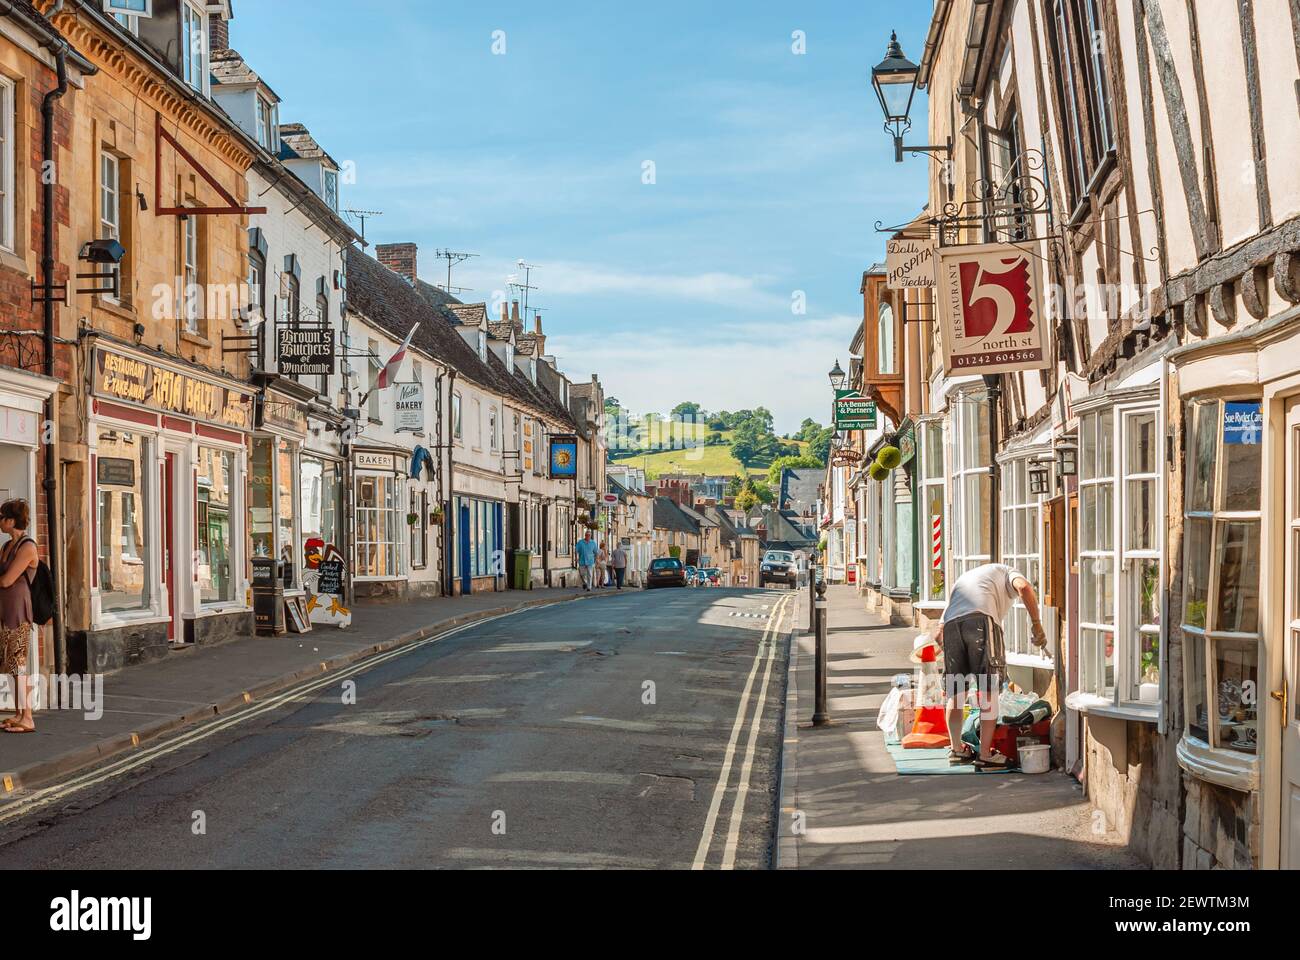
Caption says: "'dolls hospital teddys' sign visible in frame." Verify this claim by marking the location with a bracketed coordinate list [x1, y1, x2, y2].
[886, 238, 936, 290]
[94, 347, 254, 430]
[936, 242, 1048, 376]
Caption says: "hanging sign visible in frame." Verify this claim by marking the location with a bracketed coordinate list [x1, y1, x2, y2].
[394, 382, 424, 433]
[277, 328, 335, 376]
[1223, 402, 1262, 445]
[834, 390, 877, 431]
[886, 238, 937, 290]
[549, 435, 579, 478]
[258, 389, 308, 436]
[936, 241, 1047, 375]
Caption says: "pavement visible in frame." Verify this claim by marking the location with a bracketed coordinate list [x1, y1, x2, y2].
[0, 587, 792, 869]
[0, 585, 624, 797]
[776, 584, 1143, 870]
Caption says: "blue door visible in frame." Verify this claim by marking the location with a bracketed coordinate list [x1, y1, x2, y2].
[459, 504, 471, 595]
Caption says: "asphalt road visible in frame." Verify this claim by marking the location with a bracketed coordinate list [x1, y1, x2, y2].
[0, 587, 795, 869]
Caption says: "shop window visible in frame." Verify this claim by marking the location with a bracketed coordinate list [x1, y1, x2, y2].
[950, 396, 992, 577]
[1001, 456, 1045, 662]
[1182, 399, 1262, 755]
[356, 473, 403, 578]
[300, 456, 341, 567]
[196, 447, 235, 605]
[919, 420, 946, 602]
[96, 429, 151, 614]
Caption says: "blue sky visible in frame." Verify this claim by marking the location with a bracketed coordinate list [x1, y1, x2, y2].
[230, 1, 932, 434]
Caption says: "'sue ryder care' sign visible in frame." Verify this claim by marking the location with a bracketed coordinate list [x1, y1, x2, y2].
[936, 242, 1047, 375]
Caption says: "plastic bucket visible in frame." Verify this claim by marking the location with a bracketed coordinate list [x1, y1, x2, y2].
[1019, 743, 1051, 774]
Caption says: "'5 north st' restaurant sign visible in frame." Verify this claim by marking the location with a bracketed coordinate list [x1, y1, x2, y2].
[94, 347, 254, 431]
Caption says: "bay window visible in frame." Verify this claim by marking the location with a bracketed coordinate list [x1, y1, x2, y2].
[1181, 398, 1261, 755]
[950, 396, 992, 577]
[1075, 397, 1164, 713]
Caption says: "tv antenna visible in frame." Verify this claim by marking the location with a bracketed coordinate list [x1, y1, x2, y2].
[507, 259, 541, 317]
[435, 249, 478, 294]
[343, 209, 383, 243]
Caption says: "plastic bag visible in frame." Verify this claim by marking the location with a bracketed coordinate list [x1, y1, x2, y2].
[876, 687, 904, 738]
[876, 674, 913, 738]
[999, 688, 1038, 721]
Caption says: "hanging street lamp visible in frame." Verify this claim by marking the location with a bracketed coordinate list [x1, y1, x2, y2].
[871, 31, 952, 164]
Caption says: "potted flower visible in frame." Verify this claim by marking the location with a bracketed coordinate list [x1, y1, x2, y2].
[406, 512, 420, 526]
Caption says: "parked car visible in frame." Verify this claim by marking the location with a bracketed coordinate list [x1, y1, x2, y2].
[684, 565, 698, 586]
[759, 550, 799, 588]
[703, 568, 722, 586]
[647, 557, 688, 589]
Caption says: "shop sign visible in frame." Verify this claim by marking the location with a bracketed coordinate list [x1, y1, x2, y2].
[834, 390, 877, 431]
[277, 328, 335, 376]
[394, 382, 424, 433]
[936, 242, 1047, 375]
[1224, 402, 1262, 445]
[601, 493, 619, 506]
[94, 348, 254, 431]
[97, 457, 136, 487]
[356, 451, 396, 471]
[549, 435, 578, 478]
[305, 545, 352, 629]
[258, 390, 308, 436]
[886, 238, 937, 290]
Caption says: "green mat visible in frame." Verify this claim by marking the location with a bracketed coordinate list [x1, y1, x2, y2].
[884, 737, 1015, 775]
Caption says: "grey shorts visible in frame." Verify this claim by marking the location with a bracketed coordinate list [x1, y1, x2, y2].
[942, 614, 1005, 693]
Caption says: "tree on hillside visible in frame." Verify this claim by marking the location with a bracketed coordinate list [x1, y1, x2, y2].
[767, 454, 826, 485]
[671, 401, 705, 421]
[808, 425, 835, 464]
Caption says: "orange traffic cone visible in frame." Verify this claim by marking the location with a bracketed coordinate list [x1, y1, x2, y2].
[901, 636, 951, 749]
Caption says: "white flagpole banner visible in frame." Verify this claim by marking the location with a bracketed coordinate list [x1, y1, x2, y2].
[936, 241, 1048, 375]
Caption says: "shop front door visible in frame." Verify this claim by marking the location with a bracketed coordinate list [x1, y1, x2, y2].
[1282, 402, 1300, 868]
[164, 452, 176, 642]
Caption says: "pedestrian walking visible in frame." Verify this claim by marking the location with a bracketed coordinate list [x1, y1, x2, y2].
[575, 533, 598, 591]
[596, 544, 610, 589]
[611, 543, 628, 590]
[0, 500, 39, 734]
[940, 563, 1047, 770]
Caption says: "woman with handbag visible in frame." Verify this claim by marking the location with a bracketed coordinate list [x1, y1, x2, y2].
[0, 500, 39, 733]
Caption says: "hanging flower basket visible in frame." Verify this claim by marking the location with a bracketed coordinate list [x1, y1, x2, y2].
[430, 508, 445, 526]
[406, 512, 420, 526]
[877, 446, 903, 470]
[868, 462, 890, 482]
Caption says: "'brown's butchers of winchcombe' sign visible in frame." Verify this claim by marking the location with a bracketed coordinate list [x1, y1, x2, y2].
[94, 348, 254, 431]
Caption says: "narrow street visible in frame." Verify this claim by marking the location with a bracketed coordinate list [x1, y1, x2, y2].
[0, 589, 793, 870]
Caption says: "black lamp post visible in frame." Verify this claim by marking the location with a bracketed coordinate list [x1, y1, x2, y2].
[829, 359, 847, 392]
[871, 31, 952, 164]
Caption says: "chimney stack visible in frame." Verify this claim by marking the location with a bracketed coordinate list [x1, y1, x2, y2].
[511, 300, 520, 324]
[375, 243, 417, 285]
[534, 313, 543, 336]
[500, 302, 509, 323]
[209, 15, 230, 53]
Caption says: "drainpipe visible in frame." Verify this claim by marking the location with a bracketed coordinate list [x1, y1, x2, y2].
[983, 374, 1002, 560]
[42, 30, 69, 697]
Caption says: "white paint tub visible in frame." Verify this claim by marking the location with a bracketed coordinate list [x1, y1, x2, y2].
[1019, 743, 1051, 774]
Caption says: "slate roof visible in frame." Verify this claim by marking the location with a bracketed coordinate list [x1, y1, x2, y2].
[780, 468, 822, 515]
[211, 47, 280, 99]
[278, 123, 339, 168]
[679, 504, 717, 529]
[653, 497, 699, 536]
[487, 322, 516, 341]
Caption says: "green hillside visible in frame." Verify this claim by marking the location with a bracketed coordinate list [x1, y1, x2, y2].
[614, 429, 812, 481]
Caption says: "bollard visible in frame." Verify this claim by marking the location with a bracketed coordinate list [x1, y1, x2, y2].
[808, 562, 817, 633]
[812, 579, 830, 727]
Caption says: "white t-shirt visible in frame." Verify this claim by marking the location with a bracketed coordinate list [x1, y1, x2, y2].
[942, 563, 1026, 626]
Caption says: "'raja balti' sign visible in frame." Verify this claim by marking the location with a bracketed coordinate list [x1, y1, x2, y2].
[936, 242, 1047, 376]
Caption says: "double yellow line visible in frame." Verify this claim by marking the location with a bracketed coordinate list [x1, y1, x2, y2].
[691, 592, 793, 870]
